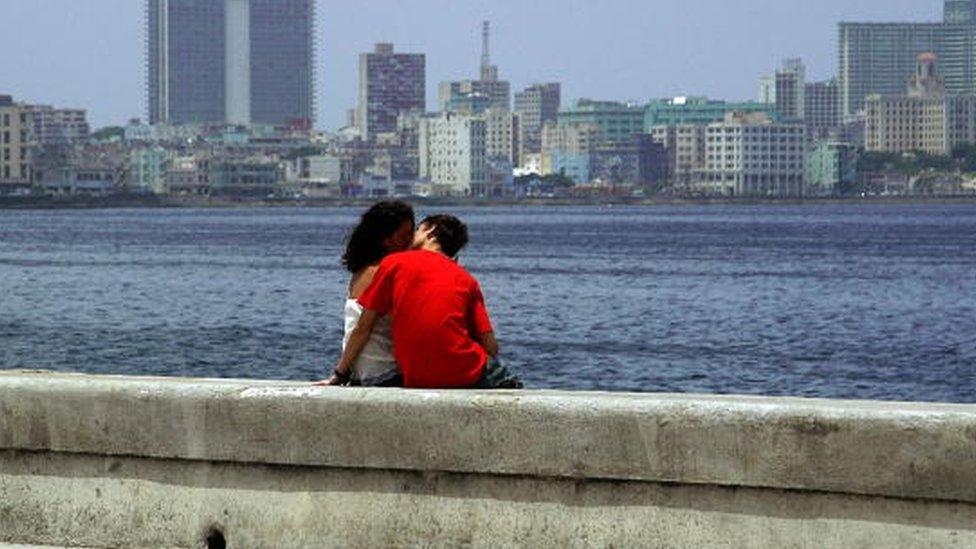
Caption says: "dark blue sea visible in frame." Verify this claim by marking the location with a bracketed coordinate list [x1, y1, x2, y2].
[1, 204, 974, 403]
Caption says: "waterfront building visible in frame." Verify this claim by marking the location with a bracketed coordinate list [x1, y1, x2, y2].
[128, 146, 170, 194]
[147, 0, 316, 126]
[644, 96, 776, 130]
[40, 165, 120, 196]
[805, 80, 841, 139]
[514, 83, 561, 158]
[558, 100, 645, 144]
[540, 120, 664, 187]
[760, 59, 806, 121]
[165, 156, 210, 195]
[865, 53, 976, 155]
[541, 121, 602, 182]
[23, 106, 89, 146]
[635, 134, 671, 188]
[696, 112, 806, 197]
[648, 124, 707, 188]
[546, 150, 591, 185]
[209, 156, 280, 196]
[358, 43, 426, 142]
[485, 158, 514, 197]
[286, 154, 342, 198]
[0, 95, 32, 195]
[806, 141, 857, 196]
[590, 135, 668, 188]
[439, 22, 511, 113]
[418, 113, 488, 196]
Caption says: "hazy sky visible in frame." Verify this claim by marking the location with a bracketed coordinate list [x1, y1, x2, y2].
[0, 0, 943, 130]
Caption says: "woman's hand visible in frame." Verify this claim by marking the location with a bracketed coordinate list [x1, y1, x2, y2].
[313, 366, 352, 387]
[312, 374, 343, 386]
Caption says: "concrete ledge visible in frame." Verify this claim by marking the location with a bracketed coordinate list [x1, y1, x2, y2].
[5, 449, 976, 548]
[2, 370, 976, 505]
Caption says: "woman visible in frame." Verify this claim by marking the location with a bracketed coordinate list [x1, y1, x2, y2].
[320, 201, 414, 386]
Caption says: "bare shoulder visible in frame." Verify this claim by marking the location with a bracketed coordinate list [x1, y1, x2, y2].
[349, 264, 380, 299]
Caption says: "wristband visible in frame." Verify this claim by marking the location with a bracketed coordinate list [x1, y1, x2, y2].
[333, 368, 352, 384]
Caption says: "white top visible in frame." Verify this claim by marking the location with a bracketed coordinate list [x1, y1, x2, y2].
[343, 299, 398, 385]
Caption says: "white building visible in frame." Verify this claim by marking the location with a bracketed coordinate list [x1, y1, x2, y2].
[696, 112, 807, 197]
[418, 113, 487, 196]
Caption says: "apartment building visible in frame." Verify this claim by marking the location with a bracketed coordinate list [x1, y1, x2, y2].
[0, 95, 32, 194]
[418, 113, 488, 196]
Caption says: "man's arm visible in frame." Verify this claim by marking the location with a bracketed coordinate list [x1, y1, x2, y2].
[476, 331, 499, 358]
[314, 309, 380, 386]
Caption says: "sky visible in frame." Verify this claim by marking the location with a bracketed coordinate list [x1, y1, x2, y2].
[0, 0, 944, 130]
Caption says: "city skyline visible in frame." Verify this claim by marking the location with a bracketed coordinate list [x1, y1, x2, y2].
[0, 0, 943, 130]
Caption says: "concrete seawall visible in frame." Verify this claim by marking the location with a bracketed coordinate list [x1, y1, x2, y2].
[1, 370, 975, 548]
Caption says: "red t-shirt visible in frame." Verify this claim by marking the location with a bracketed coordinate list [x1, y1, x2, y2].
[358, 250, 494, 388]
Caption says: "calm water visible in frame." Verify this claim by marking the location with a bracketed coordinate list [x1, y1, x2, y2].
[1, 204, 974, 403]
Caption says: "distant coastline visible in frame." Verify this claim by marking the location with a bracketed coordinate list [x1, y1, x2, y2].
[2, 194, 976, 210]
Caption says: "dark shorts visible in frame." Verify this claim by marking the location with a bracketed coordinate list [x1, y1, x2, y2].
[348, 374, 403, 388]
[474, 357, 524, 389]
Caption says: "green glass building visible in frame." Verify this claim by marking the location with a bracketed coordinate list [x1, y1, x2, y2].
[557, 100, 645, 143]
[643, 97, 777, 131]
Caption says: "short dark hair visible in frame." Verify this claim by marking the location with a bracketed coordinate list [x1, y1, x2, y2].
[421, 214, 469, 258]
[342, 201, 415, 273]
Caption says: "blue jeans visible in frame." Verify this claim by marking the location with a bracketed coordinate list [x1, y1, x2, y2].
[474, 357, 523, 389]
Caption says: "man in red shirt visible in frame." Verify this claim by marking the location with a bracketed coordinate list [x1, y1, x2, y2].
[325, 214, 521, 389]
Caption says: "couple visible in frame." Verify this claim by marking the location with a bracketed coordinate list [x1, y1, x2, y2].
[317, 201, 522, 389]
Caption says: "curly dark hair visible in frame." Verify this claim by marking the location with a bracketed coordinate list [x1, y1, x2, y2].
[420, 214, 469, 259]
[342, 201, 415, 273]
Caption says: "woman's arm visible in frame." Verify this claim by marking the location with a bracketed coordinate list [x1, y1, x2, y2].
[349, 265, 379, 299]
[314, 308, 380, 386]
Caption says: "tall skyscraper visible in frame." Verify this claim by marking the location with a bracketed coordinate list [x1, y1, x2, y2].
[759, 59, 806, 121]
[147, 0, 315, 127]
[805, 79, 841, 139]
[357, 43, 426, 142]
[945, 0, 976, 23]
[838, 1, 976, 117]
[514, 83, 561, 157]
[439, 22, 511, 113]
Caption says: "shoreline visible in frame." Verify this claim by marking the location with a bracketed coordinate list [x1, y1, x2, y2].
[2, 194, 976, 210]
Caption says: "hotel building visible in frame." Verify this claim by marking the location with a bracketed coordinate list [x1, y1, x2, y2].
[147, 0, 316, 126]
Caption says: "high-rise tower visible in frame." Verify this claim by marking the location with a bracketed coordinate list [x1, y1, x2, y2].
[439, 21, 511, 113]
[515, 83, 561, 156]
[147, 0, 315, 127]
[945, 0, 976, 23]
[357, 43, 426, 142]
[480, 21, 498, 82]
